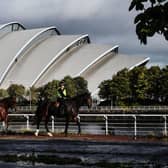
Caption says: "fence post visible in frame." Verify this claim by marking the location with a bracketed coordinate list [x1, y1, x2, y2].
[133, 115, 137, 140]
[25, 115, 30, 130]
[77, 115, 80, 123]
[51, 116, 54, 133]
[104, 115, 108, 135]
[163, 115, 167, 136]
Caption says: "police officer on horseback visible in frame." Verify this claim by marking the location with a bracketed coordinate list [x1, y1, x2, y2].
[57, 80, 67, 115]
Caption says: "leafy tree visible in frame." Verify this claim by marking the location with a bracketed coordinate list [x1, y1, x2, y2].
[0, 89, 8, 98]
[73, 76, 89, 95]
[146, 66, 161, 103]
[111, 69, 131, 100]
[7, 84, 25, 97]
[160, 65, 168, 103]
[37, 76, 89, 101]
[98, 79, 112, 100]
[98, 69, 131, 105]
[25, 86, 40, 105]
[129, 67, 148, 103]
[129, 0, 168, 44]
[39, 80, 59, 101]
[63, 76, 76, 97]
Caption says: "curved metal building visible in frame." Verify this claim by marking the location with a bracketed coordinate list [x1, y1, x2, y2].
[0, 22, 149, 95]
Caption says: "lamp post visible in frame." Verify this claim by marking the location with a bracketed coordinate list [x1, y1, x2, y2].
[109, 95, 113, 109]
[29, 88, 32, 110]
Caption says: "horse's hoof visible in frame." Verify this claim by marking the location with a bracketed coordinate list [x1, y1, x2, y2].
[34, 130, 39, 136]
[47, 132, 53, 137]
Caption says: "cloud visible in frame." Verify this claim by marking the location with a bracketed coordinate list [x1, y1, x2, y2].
[0, 0, 167, 66]
[0, 0, 104, 21]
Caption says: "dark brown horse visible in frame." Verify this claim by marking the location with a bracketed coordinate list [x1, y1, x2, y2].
[0, 96, 16, 131]
[34, 92, 92, 136]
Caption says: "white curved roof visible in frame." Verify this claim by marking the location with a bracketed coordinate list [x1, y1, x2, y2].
[2, 35, 85, 87]
[0, 29, 42, 81]
[0, 22, 150, 95]
[0, 22, 25, 39]
[83, 54, 149, 95]
[35, 44, 117, 87]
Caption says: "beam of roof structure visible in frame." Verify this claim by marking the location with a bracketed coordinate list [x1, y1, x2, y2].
[31, 34, 90, 87]
[0, 22, 25, 39]
[0, 22, 25, 31]
[76, 45, 119, 76]
[0, 27, 60, 87]
[129, 57, 150, 70]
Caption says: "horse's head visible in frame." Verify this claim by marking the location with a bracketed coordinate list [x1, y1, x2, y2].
[83, 92, 92, 109]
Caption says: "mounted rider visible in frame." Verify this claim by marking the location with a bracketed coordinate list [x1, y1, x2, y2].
[57, 80, 67, 115]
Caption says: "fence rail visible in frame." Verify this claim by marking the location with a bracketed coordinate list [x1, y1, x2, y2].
[7, 113, 168, 139]
[17, 105, 168, 112]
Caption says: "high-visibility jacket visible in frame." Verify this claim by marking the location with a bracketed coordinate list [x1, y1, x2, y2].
[57, 88, 67, 99]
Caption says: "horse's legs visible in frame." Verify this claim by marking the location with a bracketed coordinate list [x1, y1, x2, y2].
[4, 116, 8, 132]
[64, 116, 69, 136]
[76, 116, 81, 135]
[2, 115, 8, 133]
[34, 115, 42, 136]
[45, 116, 53, 137]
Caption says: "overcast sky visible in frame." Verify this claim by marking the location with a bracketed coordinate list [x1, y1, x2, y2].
[0, 0, 167, 67]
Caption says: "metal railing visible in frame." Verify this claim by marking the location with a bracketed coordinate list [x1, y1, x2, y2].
[16, 105, 168, 113]
[78, 114, 168, 139]
[80, 106, 168, 112]
[7, 113, 168, 139]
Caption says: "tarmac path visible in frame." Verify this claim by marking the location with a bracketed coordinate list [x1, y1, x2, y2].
[0, 134, 168, 167]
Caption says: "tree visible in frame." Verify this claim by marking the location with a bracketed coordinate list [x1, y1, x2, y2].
[39, 80, 59, 100]
[98, 69, 131, 105]
[26, 86, 39, 105]
[98, 79, 112, 100]
[146, 66, 161, 103]
[160, 65, 168, 104]
[0, 89, 8, 98]
[129, 66, 148, 104]
[63, 76, 76, 97]
[7, 84, 25, 97]
[73, 76, 89, 95]
[110, 69, 131, 101]
[129, 0, 168, 44]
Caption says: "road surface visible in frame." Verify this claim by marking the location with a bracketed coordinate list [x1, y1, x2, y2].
[0, 135, 167, 167]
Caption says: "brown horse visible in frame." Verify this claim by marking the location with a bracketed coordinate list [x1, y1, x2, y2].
[34, 92, 92, 136]
[0, 96, 16, 131]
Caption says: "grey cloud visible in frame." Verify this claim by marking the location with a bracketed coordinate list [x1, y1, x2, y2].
[0, 0, 167, 66]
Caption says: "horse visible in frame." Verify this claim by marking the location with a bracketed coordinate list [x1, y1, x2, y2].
[0, 96, 16, 131]
[34, 92, 92, 136]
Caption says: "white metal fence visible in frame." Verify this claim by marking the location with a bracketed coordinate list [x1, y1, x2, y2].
[6, 112, 168, 139]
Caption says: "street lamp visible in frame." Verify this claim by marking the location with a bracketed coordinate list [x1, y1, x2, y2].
[29, 88, 32, 110]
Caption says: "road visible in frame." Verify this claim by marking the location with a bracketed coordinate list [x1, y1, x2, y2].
[0, 135, 168, 167]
